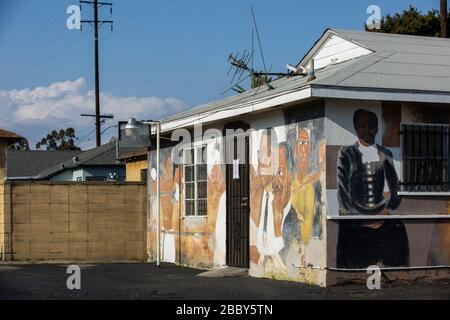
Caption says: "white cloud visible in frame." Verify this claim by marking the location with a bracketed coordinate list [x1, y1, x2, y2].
[0, 78, 189, 149]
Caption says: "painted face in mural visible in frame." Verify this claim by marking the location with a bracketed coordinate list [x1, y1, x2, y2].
[273, 144, 291, 233]
[296, 128, 310, 178]
[258, 129, 278, 183]
[354, 110, 378, 146]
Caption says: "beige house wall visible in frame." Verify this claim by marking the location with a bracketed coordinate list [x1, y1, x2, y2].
[0, 181, 147, 262]
[125, 160, 148, 182]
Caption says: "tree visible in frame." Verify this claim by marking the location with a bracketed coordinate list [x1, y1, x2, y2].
[8, 138, 30, 151]
[365, 5, 449, 37]
[36, 128, 81, 151]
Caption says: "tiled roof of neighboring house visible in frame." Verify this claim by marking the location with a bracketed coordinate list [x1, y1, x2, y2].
[0, 128, 23, 143]
[35, 143, 121, 179]
[160, 28, 450, 126]
[117, 147, 148, 161]
[7, 150, 81, 179]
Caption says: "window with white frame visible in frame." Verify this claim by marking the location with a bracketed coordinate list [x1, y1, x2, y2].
[400, 123, 449, 192]
[183, 145, 208, 216]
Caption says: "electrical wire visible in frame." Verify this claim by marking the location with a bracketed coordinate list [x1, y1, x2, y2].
[0, 32, 89, 87]
[113, 0, 176, 20]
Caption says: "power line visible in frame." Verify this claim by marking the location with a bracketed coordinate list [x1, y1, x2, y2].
[113, 0, 175, 20]
[0, 35, 94, 88]
[114, 0, 177, 25]
[0, 32, 88, 86]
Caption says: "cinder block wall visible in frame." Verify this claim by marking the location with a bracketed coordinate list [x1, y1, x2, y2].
[0, 181, 147, 262]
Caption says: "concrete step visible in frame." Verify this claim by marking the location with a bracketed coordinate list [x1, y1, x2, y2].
[197, 267, 249, 278]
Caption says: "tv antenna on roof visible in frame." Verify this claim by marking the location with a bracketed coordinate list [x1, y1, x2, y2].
[223, 6, 288, 95]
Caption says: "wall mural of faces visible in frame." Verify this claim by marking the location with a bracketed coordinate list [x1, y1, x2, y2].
[249, 104, 326, 278]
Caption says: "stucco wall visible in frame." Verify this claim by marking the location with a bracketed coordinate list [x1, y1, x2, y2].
[126, 160, 148, 182]
[324, 99, 450, 278]
[147, 100, 328, 285]
[0, 181, 147, 261]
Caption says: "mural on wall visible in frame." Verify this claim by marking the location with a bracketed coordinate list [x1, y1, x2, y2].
[149, 102, 327, 280]
[336, 108, 409, 268]
[148, 138, 227, 268]
[327, 100, 450, 269]
[150, 148, 180, 263]
[249, 103, 326, 277]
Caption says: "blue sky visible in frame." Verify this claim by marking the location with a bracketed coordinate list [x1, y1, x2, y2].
[0, 0, 438, 148]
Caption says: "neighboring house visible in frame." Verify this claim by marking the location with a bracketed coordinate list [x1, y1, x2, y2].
[146, 29, 450, 286]
[118, 147, 148, 182]
[7, 150, 81, 180]
[7, 142, 125, 182]
[0, 128, 23, 181]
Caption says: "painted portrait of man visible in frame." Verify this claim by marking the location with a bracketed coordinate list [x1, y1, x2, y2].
[280, 125, 321, 265]
[254, 128, 285, 270]
[336, 108, 410, 268]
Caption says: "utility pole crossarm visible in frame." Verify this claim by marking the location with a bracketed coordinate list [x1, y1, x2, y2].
[80, 0, 112, 6]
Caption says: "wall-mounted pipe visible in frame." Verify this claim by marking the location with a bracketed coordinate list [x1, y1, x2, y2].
[307, 59, 316, 82]
[292, 264, 450, 272]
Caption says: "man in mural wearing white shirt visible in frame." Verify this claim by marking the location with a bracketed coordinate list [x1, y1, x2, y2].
[336, 109, 409, 268]
[255, 129, 285, 271]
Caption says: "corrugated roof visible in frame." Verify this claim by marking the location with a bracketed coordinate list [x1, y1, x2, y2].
[0, 128, 23, 141]
[118, 147, 148, 161]
[160, 28, 450, 126]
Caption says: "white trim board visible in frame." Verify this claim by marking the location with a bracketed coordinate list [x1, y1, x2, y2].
[156, 86, 450, 134]
[328, 215, 450, 220]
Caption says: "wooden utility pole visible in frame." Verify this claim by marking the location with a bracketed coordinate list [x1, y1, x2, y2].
[80, 0, 113, 146]
[441, 0, 448, 38]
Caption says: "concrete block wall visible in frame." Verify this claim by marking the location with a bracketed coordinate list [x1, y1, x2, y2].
[0, 181, 147, 262]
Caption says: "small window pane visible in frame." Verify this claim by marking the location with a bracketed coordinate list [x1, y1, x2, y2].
[185, 200, 195, 216]
[197, 200, 207, 216]
[197, 181, 207, 199]
[185, 183, 195, 199]
[185, 166, 194, 182]
[196, 164, 207, 181]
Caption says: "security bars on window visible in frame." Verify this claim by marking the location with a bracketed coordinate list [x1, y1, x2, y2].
[183, 146, 208, 216]
[400, 123, 449, 192]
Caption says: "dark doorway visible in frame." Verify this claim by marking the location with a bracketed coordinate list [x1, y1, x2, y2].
[224, 122, 250, 268]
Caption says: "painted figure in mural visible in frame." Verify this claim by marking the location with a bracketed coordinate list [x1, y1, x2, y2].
[253, 128, 285, 271]
[159, 154, 180, 264]
[207, 141, 227, 267]
[281, 126, 321, 265]
[336, 109, 409, 268]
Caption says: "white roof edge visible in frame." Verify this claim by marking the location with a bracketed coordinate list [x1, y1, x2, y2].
[159, 87, 313, 133]
[158, 85, 450, 134]
[311, 86, 450, 104]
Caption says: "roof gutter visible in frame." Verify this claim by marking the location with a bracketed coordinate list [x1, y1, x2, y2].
[311, 85, 450, 104]
[155, 84, 450, 135]
[159, 86, 313, 133]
